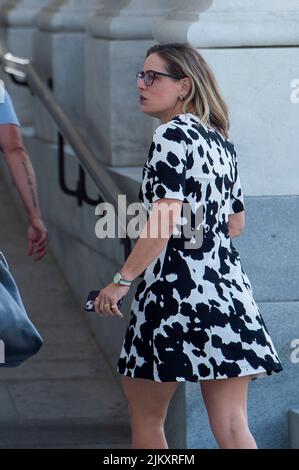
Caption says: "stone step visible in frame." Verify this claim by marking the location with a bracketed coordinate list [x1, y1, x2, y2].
[288, 409, 299, 449]
[0, 418, 131, 449]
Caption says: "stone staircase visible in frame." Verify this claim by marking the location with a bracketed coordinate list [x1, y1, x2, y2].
[0, 176, 131, 449]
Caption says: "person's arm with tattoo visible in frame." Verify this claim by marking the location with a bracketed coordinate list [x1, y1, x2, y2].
[0, 124, 47, 260]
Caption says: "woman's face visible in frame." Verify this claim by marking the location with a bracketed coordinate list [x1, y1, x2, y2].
[137, 53, 187, 123]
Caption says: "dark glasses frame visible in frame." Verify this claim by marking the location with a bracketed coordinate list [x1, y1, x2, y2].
[136, 69, 185, 86]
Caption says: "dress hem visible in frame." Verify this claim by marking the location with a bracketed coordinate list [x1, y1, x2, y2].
[116, 364, 283, 383]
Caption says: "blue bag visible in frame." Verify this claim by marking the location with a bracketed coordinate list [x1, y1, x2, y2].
[0, 251, 43, 367]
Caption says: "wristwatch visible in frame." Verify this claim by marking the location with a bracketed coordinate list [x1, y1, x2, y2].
[113, 271, 133, 287]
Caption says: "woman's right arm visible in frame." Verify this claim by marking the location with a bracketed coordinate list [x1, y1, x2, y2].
[228, 210, 245, 238]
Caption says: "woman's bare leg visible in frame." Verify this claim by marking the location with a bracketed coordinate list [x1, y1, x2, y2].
[120, 375, 179, 449]
[200, 375, 257, 449]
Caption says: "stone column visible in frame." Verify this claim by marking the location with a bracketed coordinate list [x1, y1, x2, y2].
[0, 0, 50, 123]
[85, 0, 182, 167]
[0, 0, 16, 44]
[33, 0, 102, 142]
[0, 0, 12, 58]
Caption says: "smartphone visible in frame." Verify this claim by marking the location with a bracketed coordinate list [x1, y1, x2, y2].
[84, 290, 124, 312]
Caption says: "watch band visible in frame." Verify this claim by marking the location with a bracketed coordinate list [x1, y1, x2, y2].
[113, 271, 133, 286]
[118, 279, 133, 286]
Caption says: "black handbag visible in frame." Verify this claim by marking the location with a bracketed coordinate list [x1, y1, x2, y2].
[0, 251, 43, 367]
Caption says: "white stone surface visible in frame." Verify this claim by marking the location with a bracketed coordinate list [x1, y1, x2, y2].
[84, 38, 154, 165]
[87, 0, 181, 39]
[201, 47, 299, 196]
[32, 30, 57, 141]
[153, 0, 299, 47]
[0, 0, 50, 27]
[33, 1, 102, 141]
[36, 0, 103, 32]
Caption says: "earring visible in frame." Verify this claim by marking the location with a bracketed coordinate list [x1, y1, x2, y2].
[179, 95, 185, 101]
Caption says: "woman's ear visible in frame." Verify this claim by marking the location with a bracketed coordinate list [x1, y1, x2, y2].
[180, 77, 192, 98]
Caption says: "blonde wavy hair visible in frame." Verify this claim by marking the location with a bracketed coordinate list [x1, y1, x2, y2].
[146, 43, 230, 139]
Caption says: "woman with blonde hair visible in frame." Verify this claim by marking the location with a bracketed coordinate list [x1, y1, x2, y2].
[95, 43, 283, 449]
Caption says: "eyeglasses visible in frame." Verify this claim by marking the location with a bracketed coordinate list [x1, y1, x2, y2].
[136, 69, 185, 86]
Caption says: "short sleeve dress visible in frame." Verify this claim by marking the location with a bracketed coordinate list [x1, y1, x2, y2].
[117, 113, 283, 382]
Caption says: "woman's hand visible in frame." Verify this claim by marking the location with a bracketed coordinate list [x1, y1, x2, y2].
[27, 217, 48, 261]
[94, 282, 131, 318]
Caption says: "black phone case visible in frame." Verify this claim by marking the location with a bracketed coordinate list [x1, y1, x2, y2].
[84, 290, 124, 312]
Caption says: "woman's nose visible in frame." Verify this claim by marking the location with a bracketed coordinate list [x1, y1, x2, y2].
[137, 79, 147, 90]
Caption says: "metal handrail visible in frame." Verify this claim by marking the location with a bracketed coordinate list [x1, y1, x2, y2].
[0, 40, 134, 258]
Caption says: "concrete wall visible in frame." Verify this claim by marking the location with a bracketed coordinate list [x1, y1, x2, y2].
[0, 0, 298, 449]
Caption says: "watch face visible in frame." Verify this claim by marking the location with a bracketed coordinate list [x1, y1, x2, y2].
[114, 272, 121, 283]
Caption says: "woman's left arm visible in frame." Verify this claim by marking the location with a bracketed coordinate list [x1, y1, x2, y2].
[120, 198, 183, 281]
[96, 123, 188, 316]
[95, 199, 182, 317]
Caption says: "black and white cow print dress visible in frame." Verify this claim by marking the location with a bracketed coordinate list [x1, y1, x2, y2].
[117, 113, 283, 382]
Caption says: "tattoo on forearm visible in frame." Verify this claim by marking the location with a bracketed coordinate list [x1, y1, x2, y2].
[21, 161, 38, 209]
